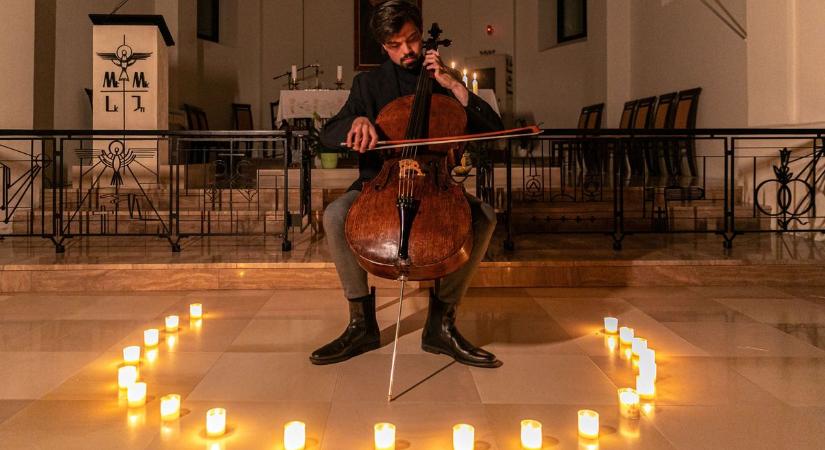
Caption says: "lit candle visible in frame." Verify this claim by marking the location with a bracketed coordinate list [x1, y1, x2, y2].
[520, 419, 542, 449]
[472, 72, 478, 95]
[462, 69, 468, 87]
[636, 374, 655, 400]
[577, 410, 599, 440]
[127, 381, 147, 407]
[291, 65, 298, 83]
[144, 328, 159, 347]
[336, 65, 343, 82]
[190, 303, 203, 319]
[374, 422, 396, 450]
[451, 61, 456, 70]
[284, 421, 306, 450]
[603, 317, 618, 334]
[165, 315, 179, 333]
[118, 365, 139, 389]
[160, 394, 181, 421]
[631, 337, 647, 356]
[619, 326, 634, 344]
[641, 402, 655, 417]
[123, 346, 141, 365]
[639, 348, 656, 366]
[453, 423, 474, 450]
[639, 361, 657, 381]
[206, 408, 227, 437]
[618, 388, 640, 419]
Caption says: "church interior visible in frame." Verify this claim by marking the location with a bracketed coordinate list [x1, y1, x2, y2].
[1, 0, 824, 449]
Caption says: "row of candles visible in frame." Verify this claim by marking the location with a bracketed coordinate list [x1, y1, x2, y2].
[290, 65, 345, 83]
[450, 61, 480, 95]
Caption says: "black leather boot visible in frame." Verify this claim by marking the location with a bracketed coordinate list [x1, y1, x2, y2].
[421, 289, 502, 368]
[309, 287, 380, 365]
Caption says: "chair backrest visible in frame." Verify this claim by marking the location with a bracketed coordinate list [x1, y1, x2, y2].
[619, 101, 636, 129]
[632, 97, 656, 129]
[652, 92, 678, 129]
[232, 103, 254, 130]
[577, 106, 589, 129]
[583, 103, 604, 129]
[270, 101, 281, 130]
[168, 110, 187, 130]
[673, 87, 702, 129]
[183, 104, 209, 131]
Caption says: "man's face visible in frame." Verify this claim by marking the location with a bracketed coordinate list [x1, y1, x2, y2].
[382, 21, 422, 69]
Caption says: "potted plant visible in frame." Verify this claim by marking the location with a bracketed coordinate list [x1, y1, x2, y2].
[306, 121, 340, 169]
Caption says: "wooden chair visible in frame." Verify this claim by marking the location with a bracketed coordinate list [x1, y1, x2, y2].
[231, 103, 255, 155]
[578, 103, 604, 175]
[672, 87, 702, 176]
[183, 104, 212, 163]
[651, 92, 679, 175]
[619, 100, 636, 129]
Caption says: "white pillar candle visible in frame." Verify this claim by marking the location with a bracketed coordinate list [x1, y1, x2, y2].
[127, 381, 147, 407]
[462, 69, 469, 87]
[618, 388, 640, 419]
[123, 346, 141, 365]
[118, 365, 139, 389]
[520, 419, 542, 449]
[190, 303, 203, 319]
[165, 315, 179, 333]
[160, 394, 181, 421]
[472, 72, 478, 94]
[206, 408, 227, 437]
[284, 421, 306, 450]
[603, 317, 618, 334]
[144, 328, 159, 347]
[453, 423, 474, 450]
[631, 337, 647, 356]
[619, 326, 634, 344]
[291, 65, 298, 82]
[636, 374, 655, 399]
[336, 65, 343, 82]
[577, 410, 599, 439]
[639, 348, 656, 366]
[639, 361, 657, 381]
[374, 422, 396, 450]
[451, 61, 457, 69]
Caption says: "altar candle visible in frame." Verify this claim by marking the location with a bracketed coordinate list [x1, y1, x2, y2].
[284, 421, 306, 450]
[618, 388, 640, 419]
[206, 408, 226, 437]
[619, 326, 634, 344]
[118, 365, 139, 389]
[453, 423, 474, 450]
[636, 374, 655, 399]
[520, 419, 542, 449]
[337, 65, 343, 82]
[127, 381, 147, 407]
[462, 69, 469, 87]
[189, 303, 203, 319]
[165, 315, 179, 333]
[577, 410, 599, 439]
[374, 422, 396, 450]
[291, 65, 298, 82]
[160, 394, 181, 421]
[144, 328, 159, 347]
[451, 61, 456, 70]
[123, 346, 141, 365]
[603, 317, 618, 334]
[631, 337, 647, 356]
[472, 72, 478, 94]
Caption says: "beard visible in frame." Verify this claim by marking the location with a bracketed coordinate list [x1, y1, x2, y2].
[399, 52, 422, 69]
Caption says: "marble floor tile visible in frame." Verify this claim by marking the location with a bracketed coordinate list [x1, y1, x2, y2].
[65, 293, 182, 321]
[664, 322, 825, 357]
[254, 289, 352, 319]
[715, 296, 825, 325]
[332, 353, 481, 403]
[228, 318, 344, 353]
[0, 399, 161, 450]
[0, 352, 99, 399]
[688, 285, 797, 299]
[0, 294, 91, 321]
[2, 320, 143, 352]
[650, 404, 825, 450]
[774, 323, 825, 351]
[186, 353, 339, 403]
[591, 356, 781, 406]
[470, 355, 618, 405]
[731, 357, 825, 407]
[624, 295, 755, 323]
[485, 403, 677, 450]
[0, 400, 31, 425]
[323, 401, 496, 450]
[176, 291, 272, 319]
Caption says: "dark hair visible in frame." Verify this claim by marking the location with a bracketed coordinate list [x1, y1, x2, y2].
[370, 0, 422, 44]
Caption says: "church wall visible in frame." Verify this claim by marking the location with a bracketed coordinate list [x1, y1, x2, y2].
[0, 0, 36, 129]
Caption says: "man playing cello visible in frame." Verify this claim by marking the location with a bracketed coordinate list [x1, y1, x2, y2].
[311, 0, 503, 368]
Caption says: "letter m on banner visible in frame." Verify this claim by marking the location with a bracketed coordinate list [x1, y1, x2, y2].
[103, 72, 119, 88]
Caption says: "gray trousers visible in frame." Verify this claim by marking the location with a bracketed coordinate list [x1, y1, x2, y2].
[323, 189, 496, 304]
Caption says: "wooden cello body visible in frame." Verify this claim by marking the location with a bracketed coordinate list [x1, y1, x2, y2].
[344, 24, 473, 281]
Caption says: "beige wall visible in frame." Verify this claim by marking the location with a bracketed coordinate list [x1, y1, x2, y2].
[630, 0, 748, 128]
[0, 0, 36, 129]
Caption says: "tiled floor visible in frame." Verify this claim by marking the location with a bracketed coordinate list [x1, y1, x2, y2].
[0, 286, 823, 449]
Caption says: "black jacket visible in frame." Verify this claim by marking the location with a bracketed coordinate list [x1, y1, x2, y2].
[320, 59, 504, 191]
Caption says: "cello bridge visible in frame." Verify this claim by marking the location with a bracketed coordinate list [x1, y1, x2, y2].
[398, 159, 425, 179]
